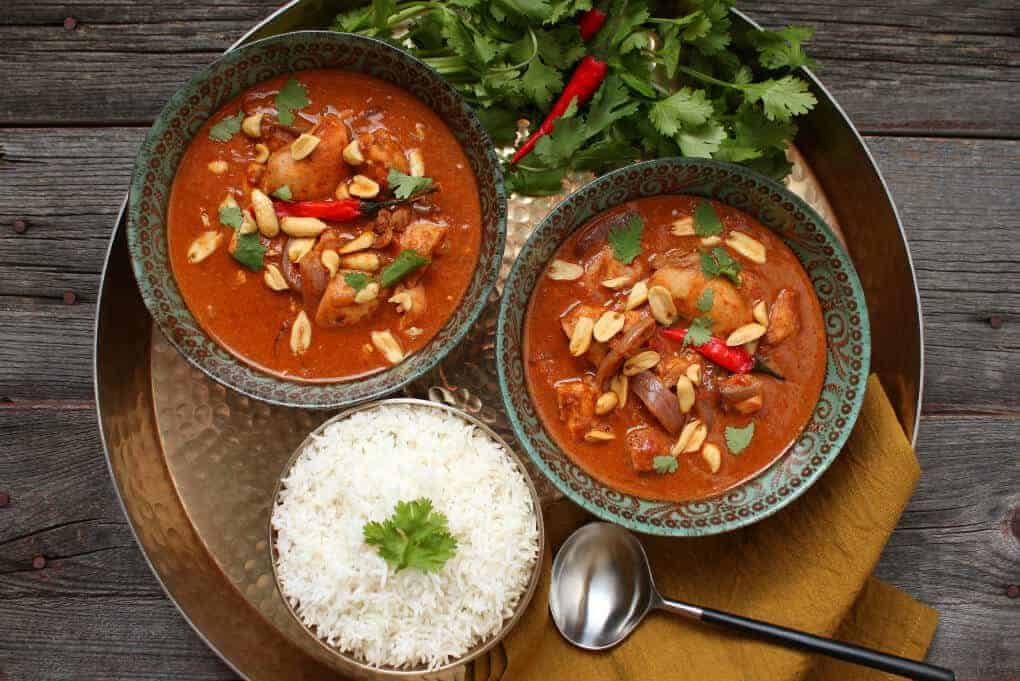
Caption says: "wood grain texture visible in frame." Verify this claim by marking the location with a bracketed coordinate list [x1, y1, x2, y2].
[0, 0, 1017, 678]
[2, 130, 1016, 406]
[0, 0, 1017, 135]
[1, 408, 1016, 679]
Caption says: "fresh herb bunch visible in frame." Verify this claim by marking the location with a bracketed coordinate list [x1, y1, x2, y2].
[334, 0, 817, 195]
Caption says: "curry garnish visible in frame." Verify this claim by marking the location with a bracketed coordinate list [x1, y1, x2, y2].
[218, 204, 243, 229]
[652, 455, 678, 475]
[344, 272, 370, 292]
[694, 202, 723, 238]
[231, 232, 266, 272]
[699, 246, 742, 285]
[725, 422, 755, 455]
[275, 78, 310, 127]
[696, 288, 715, 313]
[380, 249, 430, 288]
[208, 112, 243, 143]
[683, 315, 714, 349]
[271, 185, 293, 201]
[387, 169, 435, 201]
[363, 497, 458, 573]
[607, 213, 644, 264]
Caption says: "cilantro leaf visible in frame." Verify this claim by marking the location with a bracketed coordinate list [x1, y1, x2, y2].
[275, 78, 310, 127]
[387, 169, 434, 200]
[380, 249, 429, 287]
[209, 112, 243, 143]
[363, 498, 458, 573]
[696, 287, 714, 313]
[218, 204, 243, 229]
[677, 121, 727, 158]
[231, 231, 265, 272]
[344, 272, 370, 292]
[700, 246, 742, 285]
[751, 26, 816, 71]
[271, 185, 293, 201]
[694, 202, 723, 237]
[653, 455, 678, 475]
[649, 88, 713, 137]
[741, 76, 817, 123]
[725, 422, 755, 455]
[476, 107, 520, 146]
[607, 213, 644, 265]
[521, 57, 564, 109]
[684, 315, 714, 348]
[505, 166, 566, 195]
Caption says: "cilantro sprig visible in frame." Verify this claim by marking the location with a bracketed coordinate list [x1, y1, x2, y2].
[607, 213, 644, 265]
[700, 247, 742, 285]
[209, 112, 243, 143]
[387, 169, 435, 201]
[276, 78, 310, 127]
[332, 0, 819, 194]
[219, 203, 265, 271]
[653, 455, 678, 475]
[363, 497, 458, 573]
[725, 422, 755, 455]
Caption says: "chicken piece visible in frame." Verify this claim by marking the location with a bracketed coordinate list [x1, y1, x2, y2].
[765, 288, 800, 345]
[717, 374, 764, 415]
[265, 114, 349, 201]
[581, 247, 644, 293]
[649, 264, 752, 337]
[554, 379, 597, 440]
[560, 304, 609, 366]
[371, 206, 412, 249]
[399, 221, 448, 258]
[356, 128, 410, 188]
[655, 352, 695, 389]
[315, 270, 380, 327]
[625, 427, 673, 473]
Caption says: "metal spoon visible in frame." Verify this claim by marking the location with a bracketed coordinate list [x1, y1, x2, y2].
[550, 523, 955, 681]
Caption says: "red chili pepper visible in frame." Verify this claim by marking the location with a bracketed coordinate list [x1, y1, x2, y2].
[273, 191, 431, 222]
[578, 8, 608, 41]
[660, 327, 786, 379]
[510, 55, 609, 165]
[660, 327, 753, 373]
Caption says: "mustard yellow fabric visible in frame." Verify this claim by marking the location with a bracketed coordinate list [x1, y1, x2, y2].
[481, 375, 938, 681]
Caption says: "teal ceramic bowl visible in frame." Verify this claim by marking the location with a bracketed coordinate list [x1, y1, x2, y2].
[126, 31, 506, 409]
[497, 158, 870, 536]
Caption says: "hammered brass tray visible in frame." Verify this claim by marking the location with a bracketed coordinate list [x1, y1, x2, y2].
[95, 2, 923, 679]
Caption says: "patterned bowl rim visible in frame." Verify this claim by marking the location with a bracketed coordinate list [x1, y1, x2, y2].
[125, 30, 507, 409]
[496, 157, 871, 537]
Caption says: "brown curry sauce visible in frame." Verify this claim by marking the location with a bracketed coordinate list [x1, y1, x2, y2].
[524, 196, 826, 502]
[167, 69, 482, 382]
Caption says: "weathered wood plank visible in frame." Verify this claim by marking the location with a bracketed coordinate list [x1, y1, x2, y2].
[2, 129, 1016, 407]
[741, 0, 1020, 137]
[1, 408, 1016, 677]
[0, 0, 1016, 135]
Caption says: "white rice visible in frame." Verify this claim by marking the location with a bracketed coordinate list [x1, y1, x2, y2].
[271, 404, 540, 670]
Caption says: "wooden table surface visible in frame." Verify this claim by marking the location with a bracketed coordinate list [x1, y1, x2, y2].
[0, 1, 1017, 679]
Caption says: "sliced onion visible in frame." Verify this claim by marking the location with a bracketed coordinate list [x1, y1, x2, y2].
[280, 239, 304, 290]
[630, 371, 686, 436]
[594, 315, 655, 388]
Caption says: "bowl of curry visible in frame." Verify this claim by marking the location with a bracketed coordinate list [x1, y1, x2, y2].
[497, 158, 870, 536]
[126, 31, 505, 408]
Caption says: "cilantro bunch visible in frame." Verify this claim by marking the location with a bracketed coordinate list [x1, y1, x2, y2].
[334, 0, 818, 195]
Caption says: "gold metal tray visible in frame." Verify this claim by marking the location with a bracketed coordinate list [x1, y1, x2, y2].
[95, 3, 923, 679]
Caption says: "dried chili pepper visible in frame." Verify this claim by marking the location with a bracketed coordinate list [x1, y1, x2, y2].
[273, 192, 428, 222]
[660, 327, 784, 380]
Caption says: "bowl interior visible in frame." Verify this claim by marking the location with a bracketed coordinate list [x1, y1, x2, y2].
[268, 398, 545, 676]
[497, 158, 870, 537]
[126, 31, 506, 409]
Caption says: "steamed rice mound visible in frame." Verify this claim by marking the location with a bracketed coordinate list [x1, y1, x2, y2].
[271, 404, 540, 670]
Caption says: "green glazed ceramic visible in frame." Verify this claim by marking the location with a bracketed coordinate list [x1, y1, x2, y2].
[126, 31, 506, 409]
[497, 158, 870, 536]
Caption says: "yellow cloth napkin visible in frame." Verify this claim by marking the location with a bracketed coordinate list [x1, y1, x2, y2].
[475, 375, 939, 681]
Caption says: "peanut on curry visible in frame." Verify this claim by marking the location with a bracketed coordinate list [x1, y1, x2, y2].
[168, 69, 482, 381]
[524, 196, 826, 502]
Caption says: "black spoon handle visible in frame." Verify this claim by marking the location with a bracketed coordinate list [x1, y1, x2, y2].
[664, 599, 954, 681]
